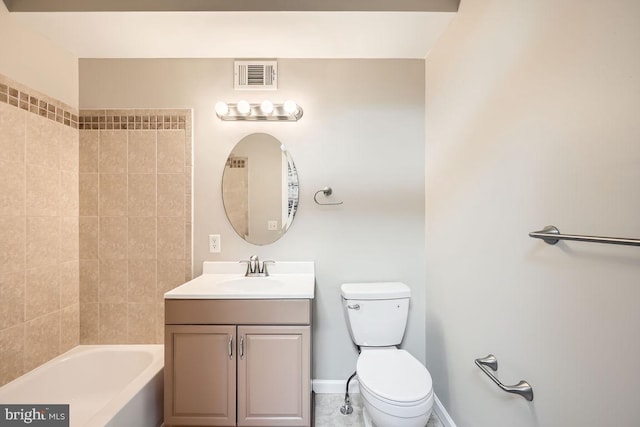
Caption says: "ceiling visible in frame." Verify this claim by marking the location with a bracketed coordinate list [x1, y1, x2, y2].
[3, 0, 458, 59]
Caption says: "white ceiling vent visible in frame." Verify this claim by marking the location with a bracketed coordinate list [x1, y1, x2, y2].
[234, 60, 277, 90]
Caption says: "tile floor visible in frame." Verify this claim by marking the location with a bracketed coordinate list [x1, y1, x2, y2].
[315, 393, 443, 427]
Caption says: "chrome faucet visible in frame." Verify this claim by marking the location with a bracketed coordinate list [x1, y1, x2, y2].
[240, 256, 275, 277]
[249, 255, 259, 275]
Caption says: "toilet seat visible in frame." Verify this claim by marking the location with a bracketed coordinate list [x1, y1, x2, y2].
[357, 349, 433, 404]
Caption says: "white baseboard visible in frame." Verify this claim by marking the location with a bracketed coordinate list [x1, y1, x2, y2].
[312, 379, 456, 427]
[312, 379, 360, 394]
[433, 394, 457, 427]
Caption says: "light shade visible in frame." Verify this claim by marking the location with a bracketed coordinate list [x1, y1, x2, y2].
[215, 101, 229, 116]
[237, 100, 251, 115]
[283, 100, 298, 114]
[260, 100, 274, 115]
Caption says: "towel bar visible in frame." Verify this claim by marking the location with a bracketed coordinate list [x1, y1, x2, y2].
[529, 225, 640, 247]
[475, 354, 534, 401]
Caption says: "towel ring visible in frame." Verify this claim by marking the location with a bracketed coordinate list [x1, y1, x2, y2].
[314, 187, 343, 205]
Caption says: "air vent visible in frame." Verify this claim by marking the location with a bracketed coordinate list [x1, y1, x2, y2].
[234, 60, 277, 90]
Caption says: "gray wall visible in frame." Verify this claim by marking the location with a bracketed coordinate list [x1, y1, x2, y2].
[79, 58, 426, 380]
[425, 0, 640, 425]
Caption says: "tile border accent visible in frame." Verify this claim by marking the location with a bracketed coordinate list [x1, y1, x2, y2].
[0, 73, 79, 129]
[78, 110, 188, 130]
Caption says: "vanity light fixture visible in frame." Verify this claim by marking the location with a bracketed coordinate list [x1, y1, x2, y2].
[214, 100, 303, 121]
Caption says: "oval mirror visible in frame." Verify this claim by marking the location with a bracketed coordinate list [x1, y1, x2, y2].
[222, 133, 299, 245]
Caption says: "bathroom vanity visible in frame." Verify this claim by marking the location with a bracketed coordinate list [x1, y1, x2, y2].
[163, 262, 314, 427]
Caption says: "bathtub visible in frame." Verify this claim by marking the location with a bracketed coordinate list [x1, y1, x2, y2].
[0, 345, 163, 427]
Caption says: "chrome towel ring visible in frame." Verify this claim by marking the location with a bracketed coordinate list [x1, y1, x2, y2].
[314, 187, 343, 205]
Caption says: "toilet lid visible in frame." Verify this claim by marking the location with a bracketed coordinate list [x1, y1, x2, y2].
[357, 350, 432, 404]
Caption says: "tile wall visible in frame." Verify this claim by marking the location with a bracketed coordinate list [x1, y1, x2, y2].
[78, 109, 192, 345]
[0, 74, 80, 386]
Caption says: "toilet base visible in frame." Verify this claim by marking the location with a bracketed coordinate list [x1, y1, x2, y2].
[362, 405, 431, 427]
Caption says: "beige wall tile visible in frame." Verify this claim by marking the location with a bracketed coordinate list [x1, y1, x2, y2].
[99, 259, 127, 304]
[157, 217, 184, 260]
[0, 102, 26, 164]
[79, 173, 99, 217]
[60, 260, 79, 308]
[185, 137, 192, 167]
[156, 302, 164, 344]
[80, 302, 99, 344]
[127, 303, 156, 344]
[157, 130, 185, 173]
[26, 216, 59, 269]
[24, 311, 60, 372]
[59, 127, 79, 173]
[0, 271, 25, 330]
[128, 260, 156, 303]
[0, 216, 25, 274]
[99, 217, 127, 259]
[0, 324, 25, 386]
[128, 131, 156, 173]
[185, 223, 192, 273]
[157, 259, 186, 303]
[128, 173, 156, 217]
[99, 130, 127, 173]
[79, 259, 99, 303]
[128, 217, 156, 259]
[79, 216, 98, 260]
[185, 166, 192, 195]
[185, 192, 192, 222]
[99, 173, 127, 216]
[25, 265, 60, 321]
[79, 131, 99, 173]
[26, 165, 60, 216]
[157, 173, 185, 217]
[99, 303, 127, 344]
[60, 304, 79, 352]
[59, 171, 79, 217]
[60, 216, 79, 263]
[0, 159, 25, 216]
[26, 113, 59, 170]
[70, 110, 190, 347]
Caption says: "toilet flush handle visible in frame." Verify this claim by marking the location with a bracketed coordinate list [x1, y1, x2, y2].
[347, 304, 360, 310]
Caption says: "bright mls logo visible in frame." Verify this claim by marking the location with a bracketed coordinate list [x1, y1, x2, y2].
[0, 405, 69, 426]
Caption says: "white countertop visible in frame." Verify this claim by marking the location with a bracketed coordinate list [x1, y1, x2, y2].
[164, 261, 315, 299]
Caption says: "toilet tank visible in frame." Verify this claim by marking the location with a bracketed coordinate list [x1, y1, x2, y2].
[341, 282, 410, 347]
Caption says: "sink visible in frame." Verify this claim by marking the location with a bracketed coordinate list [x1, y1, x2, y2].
[216, 276, 286, 291]
[164, 261, 315, 299]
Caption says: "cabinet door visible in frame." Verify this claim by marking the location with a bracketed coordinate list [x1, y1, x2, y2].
[237, 325, 311, 427]
[165, 325, 236, 426]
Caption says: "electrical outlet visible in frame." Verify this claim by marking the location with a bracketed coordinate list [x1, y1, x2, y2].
[267, 220, 278, 231]
[209, 234, 221, 253]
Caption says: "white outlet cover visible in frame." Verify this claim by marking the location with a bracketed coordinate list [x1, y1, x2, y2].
[209, 234, 221, 253]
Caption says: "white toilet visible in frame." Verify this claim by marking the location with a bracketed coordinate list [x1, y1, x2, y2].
[341, 282, 433, 427]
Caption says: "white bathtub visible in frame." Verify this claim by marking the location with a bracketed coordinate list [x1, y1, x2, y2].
[0, 345, 164, 427]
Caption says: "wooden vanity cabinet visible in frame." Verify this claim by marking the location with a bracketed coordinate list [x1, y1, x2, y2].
[164, 299, 312, 427]
[164, 325, 237, 426]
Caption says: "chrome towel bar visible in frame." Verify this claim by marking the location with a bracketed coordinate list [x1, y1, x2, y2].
[529, 225, 640, 247]
[475, 354, 534, 401]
